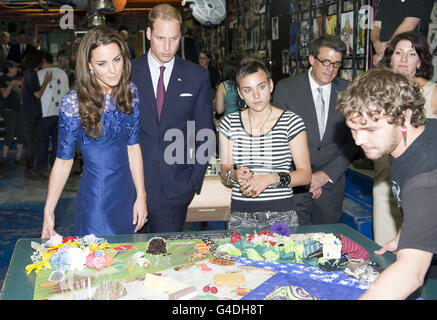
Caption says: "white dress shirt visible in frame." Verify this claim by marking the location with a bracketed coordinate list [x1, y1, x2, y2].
[308, 67, 331, 132]
[147, 49, 175, 98]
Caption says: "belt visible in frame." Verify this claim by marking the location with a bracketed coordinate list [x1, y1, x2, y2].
[231, 210, 294, 221]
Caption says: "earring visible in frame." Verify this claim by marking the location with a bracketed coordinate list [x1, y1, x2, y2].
[90, 69, 94, 75]
[401, 126, 407, 146]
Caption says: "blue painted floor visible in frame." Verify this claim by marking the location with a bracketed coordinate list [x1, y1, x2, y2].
[0, 151, 225, 289]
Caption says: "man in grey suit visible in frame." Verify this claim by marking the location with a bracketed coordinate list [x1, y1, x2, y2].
[273, 35, 358, 225]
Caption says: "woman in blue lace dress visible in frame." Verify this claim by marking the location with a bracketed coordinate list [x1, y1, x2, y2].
[41, 27, 148, 237]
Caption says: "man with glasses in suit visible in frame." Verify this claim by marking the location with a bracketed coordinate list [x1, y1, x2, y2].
[273, 34, 359, 226]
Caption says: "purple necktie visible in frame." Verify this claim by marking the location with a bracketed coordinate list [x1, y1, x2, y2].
[156, 66, 166, 121]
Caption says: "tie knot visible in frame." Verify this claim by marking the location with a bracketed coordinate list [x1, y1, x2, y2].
[317, 87, 323, 94]
[159, 66, 165, 74]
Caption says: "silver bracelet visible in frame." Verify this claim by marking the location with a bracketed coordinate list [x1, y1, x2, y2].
[225, 169, 237, 185]
[271, 172, 281, 188]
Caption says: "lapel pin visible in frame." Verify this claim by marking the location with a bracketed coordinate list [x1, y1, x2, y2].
[178, 78, 182, 82]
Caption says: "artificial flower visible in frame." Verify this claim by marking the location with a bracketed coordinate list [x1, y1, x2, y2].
[270, 222, 291, 236]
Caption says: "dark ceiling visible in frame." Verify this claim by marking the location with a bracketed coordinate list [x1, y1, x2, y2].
[0, 0, 184, 18]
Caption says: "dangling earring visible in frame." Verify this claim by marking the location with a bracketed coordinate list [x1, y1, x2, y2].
[90, 69, 94, 75]
[401, 126, 407, 146]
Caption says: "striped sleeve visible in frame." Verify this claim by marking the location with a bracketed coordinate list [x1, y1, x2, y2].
[285, 111, 306, 141]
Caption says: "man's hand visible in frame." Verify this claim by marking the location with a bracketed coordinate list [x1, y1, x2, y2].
[308, 170, 330, 193]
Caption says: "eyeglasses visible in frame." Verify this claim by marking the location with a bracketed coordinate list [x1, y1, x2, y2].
[315, 56, 342, 68]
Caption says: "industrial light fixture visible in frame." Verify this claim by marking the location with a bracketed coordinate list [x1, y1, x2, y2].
[87, 0, 114, 26]
[182, 0, 226, 26]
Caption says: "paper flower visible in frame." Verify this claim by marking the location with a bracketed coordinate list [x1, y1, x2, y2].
[45, 234, 63, 247]
[86, 251, 114, 270]
[270, 222, 291, 236]
[25, 234, 112, 275]
[68, 247, 89, 272]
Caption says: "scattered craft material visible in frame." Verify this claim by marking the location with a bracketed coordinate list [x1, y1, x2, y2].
[214, 272, 245, 287]
[146, 237, 168, 255]
[264, 285, 319, 300]
[338, 234, 370, 260]
[144, 273, 198, 300]
[26, 234, 111, 275]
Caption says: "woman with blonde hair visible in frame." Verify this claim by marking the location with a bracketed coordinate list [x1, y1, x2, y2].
[42, 26, 148, 237]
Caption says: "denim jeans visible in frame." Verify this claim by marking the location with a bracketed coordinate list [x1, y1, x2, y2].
[228, 210, 299, 231]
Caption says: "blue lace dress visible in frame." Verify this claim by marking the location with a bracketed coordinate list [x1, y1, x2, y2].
[57, 82, 140, 236]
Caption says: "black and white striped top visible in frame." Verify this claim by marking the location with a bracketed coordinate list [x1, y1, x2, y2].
[219, 110, 306, 212]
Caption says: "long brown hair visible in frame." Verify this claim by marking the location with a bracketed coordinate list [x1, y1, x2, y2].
[76, 26, 133, 138]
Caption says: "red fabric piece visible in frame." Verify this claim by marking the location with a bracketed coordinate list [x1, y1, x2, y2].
[338, 234, 370, 260]
[231, 231, 242, 244]
[62, 236, 77, 244]
[113, 245, 135, 251]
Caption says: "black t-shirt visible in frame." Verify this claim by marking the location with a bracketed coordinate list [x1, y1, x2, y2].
[390, 119, 437, 254]
[21, 69, 42, 121]
[375, 0, 433, 41]
[0, 75, 21, 112]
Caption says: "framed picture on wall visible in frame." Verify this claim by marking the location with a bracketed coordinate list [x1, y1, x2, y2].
[272, 16, 279, 40]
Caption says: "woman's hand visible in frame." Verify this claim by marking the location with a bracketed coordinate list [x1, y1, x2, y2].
[133, 197, 148, 232]
[41, 211, 60, 239]
[240, 172, 277, 198]
[234, 166, 253, 187]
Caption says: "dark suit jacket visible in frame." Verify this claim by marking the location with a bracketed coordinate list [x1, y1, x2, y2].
[126, 42, 136, 59]
[131, 54, 215, 208]
[7, 43, 34, 64]
[272, 73, 358, 183]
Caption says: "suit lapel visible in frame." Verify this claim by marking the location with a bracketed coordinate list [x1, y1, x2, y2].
[322, 78, 341, 139]
[134, 55, 159, 121]
[302, 73, 322, 141]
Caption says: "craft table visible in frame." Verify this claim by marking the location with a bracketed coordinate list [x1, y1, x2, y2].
[1, 223, 436, 300]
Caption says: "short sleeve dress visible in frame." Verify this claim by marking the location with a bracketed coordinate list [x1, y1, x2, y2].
[57, 82, 140, 236]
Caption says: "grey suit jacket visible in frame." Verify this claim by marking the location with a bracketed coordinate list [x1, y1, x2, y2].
[272, 73, 358, 183]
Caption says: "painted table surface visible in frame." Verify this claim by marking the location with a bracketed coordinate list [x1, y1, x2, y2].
[1, 223, 436, 300]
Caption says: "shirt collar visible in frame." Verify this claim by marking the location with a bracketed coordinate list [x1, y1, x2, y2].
[308, 67, 331, 93]
[147, 49, 175, 72]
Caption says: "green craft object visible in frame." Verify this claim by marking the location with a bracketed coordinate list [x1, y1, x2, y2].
[263, 250, 280, 261]
[226, 246, 242, 257]
[246, 248, 264, 261]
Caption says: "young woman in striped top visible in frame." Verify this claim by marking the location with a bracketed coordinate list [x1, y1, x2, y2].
[219, 57, 312, 230]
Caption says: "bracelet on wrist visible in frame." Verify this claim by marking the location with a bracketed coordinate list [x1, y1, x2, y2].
[225, 169, 237, 186]
[271, 172, 291, 188]
[271, 172, 280, 188]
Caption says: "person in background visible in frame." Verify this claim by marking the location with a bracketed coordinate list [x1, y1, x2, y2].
[177, 28, 199, 64]
[64, 32, 79, 69]
[131, 3, 215, 233]
[0, 60, 24, 166]
[36, 51, 70, 174]
[119, 26, 136, 59]
[371, 31, 437, 246]
[0, 32, 10, 70]
[21, 49, 52, 179]
[41, 26, 147, 237]
[371, 0, 433, 66]
[7, 30, 34, 64]
[215, 57, 244, 118]
[273, 34, 358, 226]
[337, 67, 437, 300]
[219, 57, 311, 230]
[57, 53, 76, 89]
[382, 32, 437, 118]
[199, 50, 220, 93]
